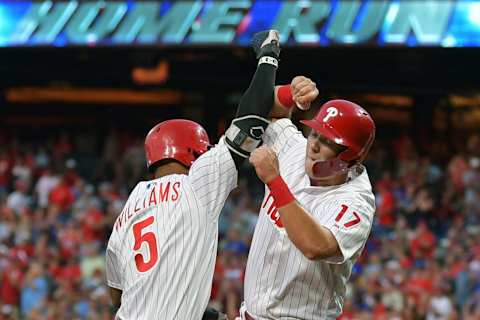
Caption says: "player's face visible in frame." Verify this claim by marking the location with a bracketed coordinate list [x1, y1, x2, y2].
[305, 130, 346, 178]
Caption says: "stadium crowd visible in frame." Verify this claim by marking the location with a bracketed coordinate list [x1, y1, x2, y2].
[0, 127, 479, 320]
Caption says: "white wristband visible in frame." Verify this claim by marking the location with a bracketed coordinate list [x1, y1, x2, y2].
[258, 56, 278, 67]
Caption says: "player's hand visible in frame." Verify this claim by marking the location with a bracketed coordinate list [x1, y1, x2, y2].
[291, 76, 319, 110]
[249, 146, 280, 184]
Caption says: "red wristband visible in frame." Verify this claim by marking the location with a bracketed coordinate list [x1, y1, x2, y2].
[267, 176, 295, 208]
[277, 85, 294, 108]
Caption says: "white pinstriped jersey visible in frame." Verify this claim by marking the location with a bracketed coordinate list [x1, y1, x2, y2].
[106, 138, 237, 320]
[244, 119, 376, 320]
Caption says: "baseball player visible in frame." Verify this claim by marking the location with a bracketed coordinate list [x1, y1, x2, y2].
[240, 78, 377, 319]
[105, 30, 283, 320]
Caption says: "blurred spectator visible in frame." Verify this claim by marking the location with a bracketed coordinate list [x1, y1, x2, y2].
[410, 221, 437, 260]
[426, 283, 455, 320]
[80, 243, 105, 281]
[35, 168, 59, 209]
[375, 176, 396, 227]
[11, 155, 32, 185]
[463, 292, 480, 319]
[6, 180, 29, 216]
[0, 257, 23, 309]
[222, 226, 249, 257]
[0, 152, 10, 198]
[448, 155, 469, 191]
[463, 157, 480, 226]
[80, 201, 106, 244]
[49, 176, 75, 213]
[20, 263, 48, 317]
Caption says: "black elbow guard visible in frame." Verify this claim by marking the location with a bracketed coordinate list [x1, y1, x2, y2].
[225, 115, 270, 158]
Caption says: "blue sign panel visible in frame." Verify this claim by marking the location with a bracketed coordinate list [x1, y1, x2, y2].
[1, 0, 480, 47]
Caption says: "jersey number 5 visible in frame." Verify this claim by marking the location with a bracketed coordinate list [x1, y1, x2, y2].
[335, 204, 361, 228]
[133, 216, 158, 272]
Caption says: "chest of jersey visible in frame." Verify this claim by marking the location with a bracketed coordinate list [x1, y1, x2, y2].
[259, 141, 336, 232]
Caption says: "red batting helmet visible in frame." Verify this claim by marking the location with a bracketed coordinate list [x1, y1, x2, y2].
[144, 119, 211, 170]
[301, 100, 375, 179]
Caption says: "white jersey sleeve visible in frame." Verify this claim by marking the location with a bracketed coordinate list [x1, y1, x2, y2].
[314, 194, 375, 264]
[263, 118, 304, 156]
[105, 183, 142, 291]
[188, 137, 237, 220]
[105, 240, 122, 290]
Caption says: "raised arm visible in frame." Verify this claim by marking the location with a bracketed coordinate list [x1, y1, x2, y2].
[249, 147, 373, 262]
[269, 76, 320, 121]
[224, 30, 281, 169]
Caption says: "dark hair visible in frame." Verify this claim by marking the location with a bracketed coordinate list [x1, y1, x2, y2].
[149, 158, 188, 174]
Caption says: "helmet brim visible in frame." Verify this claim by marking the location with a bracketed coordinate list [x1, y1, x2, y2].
[300, 119, 346, 146]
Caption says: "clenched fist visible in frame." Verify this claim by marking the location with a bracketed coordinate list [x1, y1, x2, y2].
[249, 146, 280, 184]
[291, 76, 319, 110]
